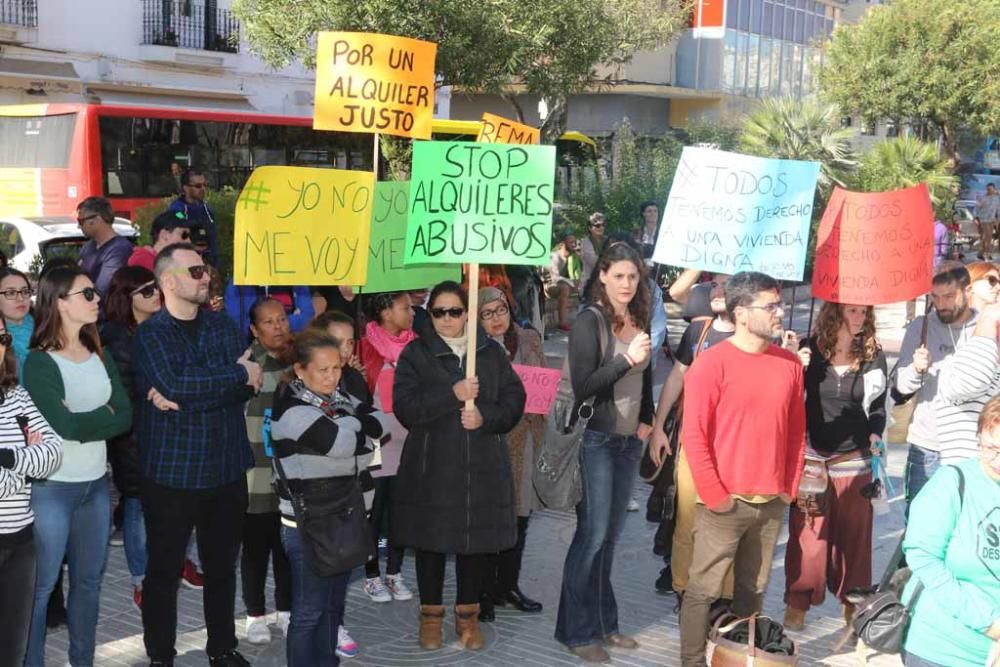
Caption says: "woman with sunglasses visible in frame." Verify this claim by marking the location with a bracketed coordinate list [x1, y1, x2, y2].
[0, 267, 35, 373]
[21, 266, 132, 667]
[100, 266, 161, 610]
[0, 312, 62, 666]
[782, 302, 887, 632]
[901, 394, 1000, 666]
[392, 280, 526, 651]
[579, 211, 607, 286]
[555, 242, 653, 664]
[967, 261, 1000, 312]
[476, 287, 545, 622]
[356, 291, 417, 604]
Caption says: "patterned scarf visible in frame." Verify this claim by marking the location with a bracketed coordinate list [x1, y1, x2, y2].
[288, 378, 355, 422]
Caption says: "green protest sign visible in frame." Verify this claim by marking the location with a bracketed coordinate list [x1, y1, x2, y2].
[404, 140, 556, 266]
[362, 181, 460, 292]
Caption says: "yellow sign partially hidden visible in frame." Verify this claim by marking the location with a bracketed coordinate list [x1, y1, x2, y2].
[313, 31, 438, 140]
[477, 113, 540, 145]
[233, 166, 374, 286]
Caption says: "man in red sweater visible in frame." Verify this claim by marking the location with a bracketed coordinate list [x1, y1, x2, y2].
[677, 271, 806, 666]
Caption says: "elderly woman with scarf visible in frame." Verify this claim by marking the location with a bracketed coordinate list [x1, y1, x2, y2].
[476, 287, 545, 622]
[356, 291, 417, 603]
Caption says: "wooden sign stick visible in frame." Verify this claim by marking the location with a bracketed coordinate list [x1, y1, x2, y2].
[465, 263, 480, 410]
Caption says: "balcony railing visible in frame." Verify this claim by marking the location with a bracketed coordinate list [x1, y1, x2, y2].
[0, 0, 37, 28]
[141, 0, 239, 54]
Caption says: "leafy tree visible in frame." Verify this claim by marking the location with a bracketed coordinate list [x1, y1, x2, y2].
[740, 98, 857, 198]
[819, 0, 1000, 166]
[853, 137, 959, 220]
[231, 0, 693, 139]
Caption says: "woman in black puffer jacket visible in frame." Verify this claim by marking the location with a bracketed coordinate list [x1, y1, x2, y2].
[100, 265, 161, 606]
[392, 280, 526, 653]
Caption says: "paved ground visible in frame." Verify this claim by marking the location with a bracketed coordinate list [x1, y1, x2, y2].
[40, 289, 914, 666]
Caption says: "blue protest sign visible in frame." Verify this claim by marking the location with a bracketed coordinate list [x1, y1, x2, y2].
[652, 146, 820, 281]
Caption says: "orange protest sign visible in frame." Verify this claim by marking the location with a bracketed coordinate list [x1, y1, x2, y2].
[313, 32, 437, 139]
[477, 113, 540, 145]
[812, 184, 935, 306]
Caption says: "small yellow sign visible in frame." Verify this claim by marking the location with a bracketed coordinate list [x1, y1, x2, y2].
[476, 113, 540, 145]
[233, 166, 374, 286]
[313, 31, 438, 140]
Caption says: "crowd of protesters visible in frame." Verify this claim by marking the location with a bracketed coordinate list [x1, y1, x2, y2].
[4, 185, 1000, 667]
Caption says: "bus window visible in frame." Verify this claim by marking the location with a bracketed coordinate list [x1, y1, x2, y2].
[0, 114, 76, 168]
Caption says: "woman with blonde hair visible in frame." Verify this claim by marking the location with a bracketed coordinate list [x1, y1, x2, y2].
[966, 261, 1000, 312]
[783, 301, 887, 631]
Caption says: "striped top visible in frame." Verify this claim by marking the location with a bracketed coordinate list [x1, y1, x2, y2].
[0, 385, 63, 543]
[935, 335, 1000, 465]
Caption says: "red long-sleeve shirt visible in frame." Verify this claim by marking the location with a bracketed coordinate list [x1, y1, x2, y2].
[681, 340, 806, 510]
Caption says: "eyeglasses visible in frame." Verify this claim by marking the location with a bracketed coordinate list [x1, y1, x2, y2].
[64, 287, 97, 302]
[430, 307, 466, 319]
[0, 288, 32, 301]
[590, 222, 605, 229]
[131, 283, 159, 299]
[76, 214, 100, 226]
[0, 333, 11, 347]
[171, 265, 208, 280]
[480, 304, 509, 320]
[187, 182, 208, 190]
[981, 443, 1000, 462]
[744, 302, 787, 314]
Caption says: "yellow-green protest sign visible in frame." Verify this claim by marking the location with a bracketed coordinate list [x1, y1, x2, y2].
[477, 113, 540, 145]
[404, 141, 556, 266]
[234, 166, 374, 286]
[362, 181, 460, 292]
[313, 32, 437, 139]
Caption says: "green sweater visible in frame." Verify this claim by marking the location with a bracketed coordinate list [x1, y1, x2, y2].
[903, 458, 1000, 666]
[22, 349, 132, 482]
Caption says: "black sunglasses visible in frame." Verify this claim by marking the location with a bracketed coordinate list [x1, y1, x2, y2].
[131, 283, 159, 299]
[64, 287, 97, 302]
[0, 333, 11, 347]
[430, 307, 465, 319]
[171, 265, 207, 280]
[985, 275, 1000, 287]
[76, 214, 101, 226]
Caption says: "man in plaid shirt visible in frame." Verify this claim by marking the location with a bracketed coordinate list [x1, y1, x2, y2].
[135, 243, 262, 667]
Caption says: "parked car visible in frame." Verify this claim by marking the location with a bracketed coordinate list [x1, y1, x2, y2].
[0, 216, 137, 272]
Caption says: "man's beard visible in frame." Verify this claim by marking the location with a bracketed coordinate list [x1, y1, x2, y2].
[938, 302, 967, 324]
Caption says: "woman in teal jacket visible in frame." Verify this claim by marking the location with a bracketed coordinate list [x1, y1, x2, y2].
[903, 395, 1000, 666]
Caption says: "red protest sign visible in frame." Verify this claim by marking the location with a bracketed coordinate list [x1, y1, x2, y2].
[812, 184, 934, 306]
[512, 364, 561, 415]
[376, 367, 394, 413]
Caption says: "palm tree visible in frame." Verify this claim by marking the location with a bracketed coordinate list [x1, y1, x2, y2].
[854, 136, 958, 215]
[740, 98, 857, 196]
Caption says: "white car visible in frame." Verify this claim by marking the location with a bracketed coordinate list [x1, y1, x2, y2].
[0, 215, 138, 272]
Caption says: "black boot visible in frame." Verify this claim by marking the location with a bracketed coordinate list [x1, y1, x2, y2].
[478, 594, 496, 622]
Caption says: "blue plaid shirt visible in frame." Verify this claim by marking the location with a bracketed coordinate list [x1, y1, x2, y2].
[134, 308, 254, 489]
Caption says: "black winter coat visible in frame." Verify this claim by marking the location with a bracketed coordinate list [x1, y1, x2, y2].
[391, 324, 526, 555]
[100, 320, 141, 497]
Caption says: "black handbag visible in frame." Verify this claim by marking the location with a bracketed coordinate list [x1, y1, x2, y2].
[850, 466, 965, 654]
[274, 460, 373, 578]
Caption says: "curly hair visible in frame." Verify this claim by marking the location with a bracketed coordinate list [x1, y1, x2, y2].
[814, 302, 878, 370]
[589, 242, 650, 332]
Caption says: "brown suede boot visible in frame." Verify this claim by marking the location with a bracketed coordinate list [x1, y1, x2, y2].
[419, 605, 445, 650]
[783, 606, 806, 631]
[454, 603, 485, 650]
[843, 602, 856, 626]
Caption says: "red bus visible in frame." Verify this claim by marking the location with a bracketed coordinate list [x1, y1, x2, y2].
[0, 103, 597, 220]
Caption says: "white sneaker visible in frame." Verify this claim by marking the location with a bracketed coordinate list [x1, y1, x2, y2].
[246, 614, 271, 644]
[274, 610, 291, 638]
[627, 498, 640, 512]
[336, 625, 360, 658]
[363, 576, 392, 602]
[385, 573, 414, 601]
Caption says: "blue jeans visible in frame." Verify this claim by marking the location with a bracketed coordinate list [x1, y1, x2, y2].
[905, 444, 941, 514]
[26, 477, 110, 667]
[123, 496, 146, 586]
[903, 651, 947, 667]
[555, 430, 642, 648]
[281, 524, 349, 667]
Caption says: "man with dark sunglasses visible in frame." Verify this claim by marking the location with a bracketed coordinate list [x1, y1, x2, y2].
[76, 196, 134, 298]
[134, 243, 261, 667]
[129, 210, 191, 272]
[167, 168, 218, 267]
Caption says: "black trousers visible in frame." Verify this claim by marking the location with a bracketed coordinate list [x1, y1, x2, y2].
[240, 512, 291, 617]
[414, 550, 488, 606]
[483, 516, 530, 595]
[0, 537, 35, 667]
[364, 476, 404, 578]
[141, 478, 247, 660]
